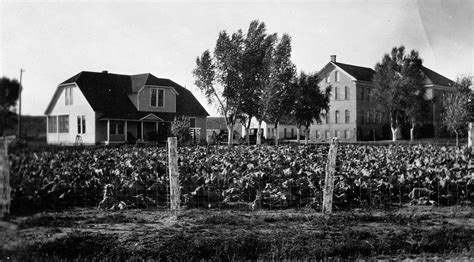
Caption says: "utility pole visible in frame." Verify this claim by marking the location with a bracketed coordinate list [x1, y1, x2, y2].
[18, 69, 24, 139]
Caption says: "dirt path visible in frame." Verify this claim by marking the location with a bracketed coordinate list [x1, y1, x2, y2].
[1, 206, 473, 260]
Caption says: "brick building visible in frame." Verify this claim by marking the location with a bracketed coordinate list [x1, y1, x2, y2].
[310, 55, 456, 142]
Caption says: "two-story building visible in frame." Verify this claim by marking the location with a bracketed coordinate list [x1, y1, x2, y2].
[44, 71, 208, 145]
[310, 55, 456, 142]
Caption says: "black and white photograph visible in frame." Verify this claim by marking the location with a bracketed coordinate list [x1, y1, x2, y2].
[1, 0, 473, 260]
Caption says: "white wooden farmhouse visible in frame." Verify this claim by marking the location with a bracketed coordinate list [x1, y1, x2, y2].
[44, 71, 208, 144]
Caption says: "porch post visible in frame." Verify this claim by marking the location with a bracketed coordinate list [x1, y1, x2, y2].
[124, 121, 128, 142]
[141, 121, 144, 141]
[107, 120, 110, 143]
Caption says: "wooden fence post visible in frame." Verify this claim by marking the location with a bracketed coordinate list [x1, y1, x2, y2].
[322, 137, 338, 215]
[168, 137, 180, 217]
[0, 140, 10, 219]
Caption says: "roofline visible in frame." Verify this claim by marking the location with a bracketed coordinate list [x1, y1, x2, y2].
[44, 82, 80, 115]
[317, 62, 360, 82]
[98, 117, 172, 122]
[330, 62, 357, 81]
[139, 113, 165, 121]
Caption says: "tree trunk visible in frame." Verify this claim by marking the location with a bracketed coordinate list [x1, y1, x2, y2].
[256, 121, 262, 145]
[391, 126, 398, 142]
[455, 130, 459, 147]
[410, 119, 415, 142]
[227, 124, 233, 146]
[245, 126, 250, 145]
[296, 125, 301, 144]
[305, 127, 309, 145]
[390, 111, 398, 142]
[274, 122, 279, 146]
[245, 117, 252, 145]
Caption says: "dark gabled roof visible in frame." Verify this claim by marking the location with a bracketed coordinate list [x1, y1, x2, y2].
[332, 62, 375, 82]
[46, 71, 208, 119]
[421, 66, 456, 87]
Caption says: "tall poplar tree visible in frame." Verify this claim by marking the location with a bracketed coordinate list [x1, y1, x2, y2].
[372, 46, 426, 141]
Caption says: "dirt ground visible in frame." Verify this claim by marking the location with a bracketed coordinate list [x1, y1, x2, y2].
[1, 206, 473, 260]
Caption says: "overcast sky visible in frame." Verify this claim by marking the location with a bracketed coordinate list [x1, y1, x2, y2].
[1, 0, 472, 116]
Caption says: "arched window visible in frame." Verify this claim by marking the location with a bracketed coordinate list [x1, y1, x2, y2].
[345, 110, 350, 123]
[335, 87, 339, 100]
[335, 110, 340, 124]
[345, 86, 349, 100]
[335, 71, 339, 82]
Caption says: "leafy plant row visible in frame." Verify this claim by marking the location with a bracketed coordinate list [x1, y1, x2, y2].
[8, 144, 472, 214]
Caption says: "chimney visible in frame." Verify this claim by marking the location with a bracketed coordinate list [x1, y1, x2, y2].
[102, 70, 108, 74]
[330, 55, 336, 62]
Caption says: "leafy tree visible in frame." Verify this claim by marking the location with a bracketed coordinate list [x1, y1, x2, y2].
[291, 72, 330, 144]
[400, 51, 426, 141]
[0, 77, 20, 136]
[240, 20, 276, 145]
[193, 30, 245, 145]
[171, 116, 191, 144]
[442, 89, 469, 146]
[455, 74, 473, 94]
[372, 46, 426, 141]
[265, 34, 297, 146]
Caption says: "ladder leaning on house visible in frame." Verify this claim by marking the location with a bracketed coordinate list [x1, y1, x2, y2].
[75, 135, 83, 146]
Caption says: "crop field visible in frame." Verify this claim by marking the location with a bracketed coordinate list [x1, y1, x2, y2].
[1, 143, 473, 260]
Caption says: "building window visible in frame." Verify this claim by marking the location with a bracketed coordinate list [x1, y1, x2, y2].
[77, 116, 86, 134]
[284, 128, 287, 138]
[360, 110, 365, 124]
[110, 121, 124, 135]
[316, 130, 321, 139]
[65, 86, 73, 105]
[334, 130, 339, 138]
[345, 110, 350, 123]
[325, 130, 330, 139]
[335, 87, 339, 100]
[150, 88, 165, 107]
[345, 130, 350, 139]
[366, 111, 371, 124]
[291, 128, 294, 138]
[325, 112, 329, 124]
[345, 86, 349, 100]
[335, 71, 339, 82]
[58, 115, 69, 133]
[189, 117, 196, 128]
[366, 87, 371, 101]
[47, 116, 57, 133]
[335, 110, 340, 124]
[361, 86, 365, 100]
[325, 76, 329, 83]
[374, 111, 378, 124]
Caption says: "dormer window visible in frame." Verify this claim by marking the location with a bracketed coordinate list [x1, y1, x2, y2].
[151, 88, 164, 107]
